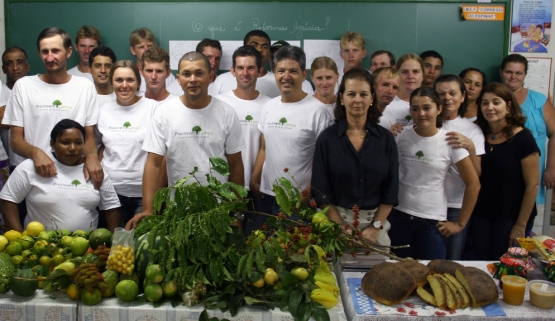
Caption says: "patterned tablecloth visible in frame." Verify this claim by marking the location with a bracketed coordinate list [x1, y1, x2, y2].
[0, 288, 348, 321]
[337, 261, 555, 321]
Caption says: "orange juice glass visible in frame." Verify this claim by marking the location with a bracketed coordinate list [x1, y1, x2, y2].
[501, 275, 528, 305]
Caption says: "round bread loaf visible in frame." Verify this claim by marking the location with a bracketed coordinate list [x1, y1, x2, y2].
[362, 262, 416, 305]
[397, 260, 430, 287]
[427, 259, 464, 275]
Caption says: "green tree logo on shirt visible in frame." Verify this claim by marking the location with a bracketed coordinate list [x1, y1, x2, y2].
[71, 180, 81, 186]
[53, 100, 62, 108]
[123, 122, 131, 129]
[279, 117, 287, 125]
[415, 151, 424, 159]
[405, 115, 412, 121]
[192, 126, 202, 134]
[245, 115, 253, 122]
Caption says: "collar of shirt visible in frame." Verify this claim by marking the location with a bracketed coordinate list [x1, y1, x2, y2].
[336, 118, 382, 138]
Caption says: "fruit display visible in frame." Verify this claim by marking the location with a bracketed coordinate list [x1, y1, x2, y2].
[362, 260, 499, 311]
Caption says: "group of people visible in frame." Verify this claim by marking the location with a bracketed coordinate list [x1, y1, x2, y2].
[0, 25, 550, 262]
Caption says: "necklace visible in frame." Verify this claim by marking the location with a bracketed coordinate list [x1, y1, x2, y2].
[489, 129, 503, 151]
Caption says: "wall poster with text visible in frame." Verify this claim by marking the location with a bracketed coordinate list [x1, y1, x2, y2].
[511, 0, 552, 53]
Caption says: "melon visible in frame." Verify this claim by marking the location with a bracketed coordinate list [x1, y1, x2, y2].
[10, 269, 38, 297]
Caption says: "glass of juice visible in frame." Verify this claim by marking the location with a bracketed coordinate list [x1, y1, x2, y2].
[528, 280, 555, 309]
[501, 275, 528, 306]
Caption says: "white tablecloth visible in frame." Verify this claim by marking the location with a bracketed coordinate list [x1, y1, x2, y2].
[0, 291, 76, 321]
[337, 261, 555, 321]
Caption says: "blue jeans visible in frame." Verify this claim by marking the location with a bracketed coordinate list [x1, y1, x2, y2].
[388, 209, 447, 260]
[117, 195, 143, 228]
[446, 207, 469, 260]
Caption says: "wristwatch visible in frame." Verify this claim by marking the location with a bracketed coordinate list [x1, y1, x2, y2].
[371, 219, 383, 230]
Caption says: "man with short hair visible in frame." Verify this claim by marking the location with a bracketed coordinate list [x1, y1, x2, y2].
[89, 46, 116, 106]
[129, 27, 178, 95]
[212, 30, 313, 97]
[339, 31, 367, 80]
[140, 47, 176, 103]
[370, 50, 395, 73]
[67, 26, 101, 82]
[269, 40, 288, 71]
[250, 46, 332, 217]
[196, 38, 222, 83]
[372, 67, 400, 113]
[216, 46, 271, 234]
[2, 27, 103, 188]
[125, 51, 245, 230]
[420, 50, 443, 87]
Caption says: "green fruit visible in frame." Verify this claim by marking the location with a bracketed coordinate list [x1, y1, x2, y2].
[144, 283, 163, 302]
[72, 230, 88, 238]
[10, 269, 38, 296]
[70, 237, 89, 256]
[264, 268, 279, 285]
[247, 230, 265, 248]
[54, 261, 76, 273]
[115, 280, 139, 302]
[81, 288, 102, 306]
[58, 229, 71, 236]
[312, 212, 329, 224]
[119, 272, 140, 286]
[33, 240, 48, 252]
[61, 236, 74, 246]
[5, 242, 23, 256]
[88, 228, 113, 250]
[0, 253, 16, 293]
[18, 236, 35, 250]
[162, 279, 178, 297]
[101, 270, 119, 297]
[134, 232, 164, 282]
[10, 255, 23, 265]
[291, 267, 309, 281]
[37, 231, 50, 242]
[145, 264, 165, 284]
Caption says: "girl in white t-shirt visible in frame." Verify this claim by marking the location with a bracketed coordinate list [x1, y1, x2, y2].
[311, 57, 339, 118]
[98, 60, 158, 227]
[388, 87, 480, 260]
[435, 74, 485, 260]
[0, 119, 121, 232]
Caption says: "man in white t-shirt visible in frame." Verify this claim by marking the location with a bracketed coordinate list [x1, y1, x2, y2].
[2, 47, 31, 167]
[126, 51, 245, 230]
[67, 26, 100, 82]
[2, 27, 103, 189]
[250, 46, 333, 217]
[129, 28, 178, 96]
[372, 67, 400, 114]
[140, 47, 176, 103]
[369, 50, 395, 73]
[89, 46, 116, 107]
[212, 30, 313, 98]
[338, 31, 368, 81]
[215, 46, 271, 234]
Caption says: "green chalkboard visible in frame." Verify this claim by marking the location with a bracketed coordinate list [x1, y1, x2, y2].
[6, 0, 510, 81]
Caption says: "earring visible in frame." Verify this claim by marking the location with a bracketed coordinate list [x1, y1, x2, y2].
[369, 103, 373, 106]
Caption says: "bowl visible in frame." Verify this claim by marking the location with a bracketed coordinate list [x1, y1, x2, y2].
[528, 280, 555, 309]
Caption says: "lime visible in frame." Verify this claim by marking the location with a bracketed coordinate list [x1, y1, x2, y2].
[21, 249, 32, 259]
[115, 280, 139, 302]
[72, 230, 88, 238]
[51, 254, 65, 266]
[0, 235, 8, 251]
[25, 221, 44, 237]
[39, 256, 51, 266]
[5, 242, 23, 256]
[144, 283, 163, 302]
[46, 230, 58, 239]
[61, 236, 74, 246]
[58, 229, 71, 236]
[18, 236, 35, 250]
[70, 237, 89, 256]
[37, 231, 50, 242]
[145, 264, 165, 283]
[33, 240, 48, 253]
[11, 255, 23, 265]
[162, 279, 178, 297]
[4, 230, 22, 242]
[81, 288, 102, 306]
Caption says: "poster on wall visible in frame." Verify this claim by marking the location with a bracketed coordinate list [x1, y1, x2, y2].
[511, 0, 552, 53]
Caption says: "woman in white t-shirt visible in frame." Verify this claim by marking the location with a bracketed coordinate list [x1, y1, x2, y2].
[388, 87, 480, 260]
[459, 68, 487, 122]
[97, 60, 158, 227]
[435, 74, 485, 260]
[311, 57, 339, 118]
[0, 119, 121, 232]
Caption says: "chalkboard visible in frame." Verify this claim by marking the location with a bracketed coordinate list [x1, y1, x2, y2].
[6, 0, 511, 81]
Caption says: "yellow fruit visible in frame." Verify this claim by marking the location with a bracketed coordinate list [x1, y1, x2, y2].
[39, 256, 51, 266]
[33, 240, 48, 252]
[310, 288, 338, 309]
[312, 212, 329, 224]
[291, 267, 309, 281]
[4, 230, 22, 242]
[51, 254, 65, 266]
[11, 255, 23, 265]
[0, 235, 8, 251]
[25, 221, 44, 237]
[253, 278, 265, 288]
[314, 272, 336, 286]
[67, 284, 80, 300]
[315, 281, 340, 296]
[264, 268, 279, 285]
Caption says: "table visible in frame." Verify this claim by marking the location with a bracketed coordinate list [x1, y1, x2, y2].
[337, 261, 555, 320]
[0, 290, 347, 321]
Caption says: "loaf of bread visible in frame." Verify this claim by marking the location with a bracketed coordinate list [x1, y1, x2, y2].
[438, 274, 460, 310]
[427, 260, 465, 275]
[362, 262, 416, 306]
[444, 273, 470, 308]
[455, 267, 499, 308]
[397, 260, 430, 287]
[426, 275, 446, 310]
[416, 286, 436, 306]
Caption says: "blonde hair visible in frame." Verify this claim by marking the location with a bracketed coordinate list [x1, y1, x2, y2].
[396, 53, 424, 72]
[75, 26, 101, 45]
[129, 28, 157, 47]
[310, 57, 339, 75]
[340, 31, 366, 49]
[142, 47, 170, 70]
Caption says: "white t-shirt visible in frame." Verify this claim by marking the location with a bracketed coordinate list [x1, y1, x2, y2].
[2, 75, 99, 166]
[97, 92, 116, 107]
[395, 127, 469, 220]
[0, 158, 120, 231]
[215, 90, 271, 189]
[258, 95, 333, 195]
[98, 97, 158, 197]
[379, 96, 412, 130]
[323, 103, 335, 119]
[143, 97, 245, 186]
[0, 82, 9, 161]
[443, 116, 485, 208]
[212, 71, 314, 98]
[67, 66, 94, 82]
[3, 85, 24, 166]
